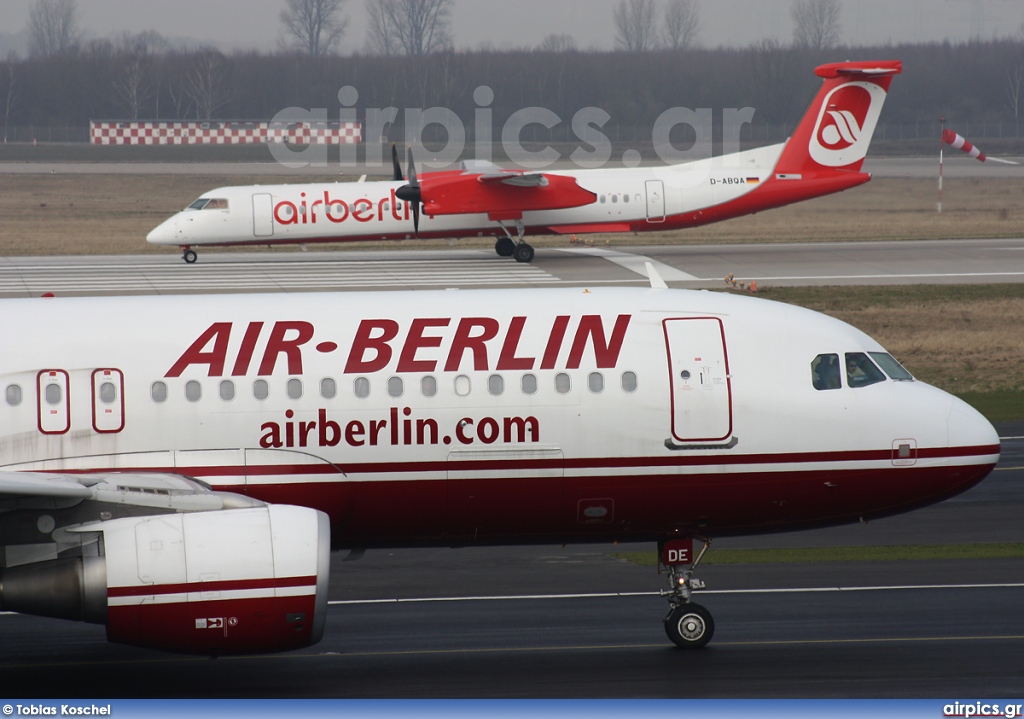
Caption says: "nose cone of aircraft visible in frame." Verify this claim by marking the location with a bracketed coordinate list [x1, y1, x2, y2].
[147, 215, 184, 246]
[948, 395, 1000, 454]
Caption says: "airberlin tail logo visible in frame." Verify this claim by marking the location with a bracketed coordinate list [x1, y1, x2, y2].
[808, 81, 886, 168]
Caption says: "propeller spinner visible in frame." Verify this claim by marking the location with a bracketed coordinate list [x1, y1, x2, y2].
[395, 147, 422, 236]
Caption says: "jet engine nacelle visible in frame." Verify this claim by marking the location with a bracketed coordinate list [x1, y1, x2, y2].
[0, 505, 330, 655]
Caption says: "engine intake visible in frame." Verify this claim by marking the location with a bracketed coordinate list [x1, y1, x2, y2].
[1, 505, 330, 656]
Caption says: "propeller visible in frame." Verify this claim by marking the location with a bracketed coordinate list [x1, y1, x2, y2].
[390, 143, 404, 182]
[395, 146, 422, 236]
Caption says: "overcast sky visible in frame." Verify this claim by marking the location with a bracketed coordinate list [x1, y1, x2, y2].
[1, 0, 1022, 54]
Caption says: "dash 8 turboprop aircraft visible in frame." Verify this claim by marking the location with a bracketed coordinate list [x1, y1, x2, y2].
[148, 60, 902, 264]
[0, 278, 999, 654]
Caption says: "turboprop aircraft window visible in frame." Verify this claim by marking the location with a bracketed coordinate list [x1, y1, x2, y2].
[612, 194, 618, 203]
[555, 373, 571, 394]
[288, 378, 303, 400]
[621, 371, 638, 393]
[488, 375, 504, 396]
[320, 377, 337, 399]
[599, 195, 606, 204]
[870, 352, 915, 381]
[151, 381, 167, 403]
[204, 198, 229, 210]
[623, 194, 630, 203]
[811, 354, 841, 391]
[588, 372, 604, 393]
[387, 376, 404, 398]
[5, 384, 22, 406]
[421, 376, 437, 397]
[99, 382, 117, 404]
[44, 383, 62, 405]
[522, 374, 538, 395]
[845, 352, 886, 389]
[219, 380, 235, 401]
[354, 377, 370, 399]
[185, 380, 202, 402]
[187, 198, 210, 211]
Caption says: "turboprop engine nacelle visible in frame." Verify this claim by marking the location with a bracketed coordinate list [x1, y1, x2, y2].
[0, 505, 330, 656]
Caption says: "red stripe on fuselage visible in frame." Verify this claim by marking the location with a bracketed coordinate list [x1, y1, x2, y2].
[108, 574, 317, 598]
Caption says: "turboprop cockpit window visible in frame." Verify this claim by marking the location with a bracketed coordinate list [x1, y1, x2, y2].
[204, 198, 229, 209]
[811, 354, 841, 390]
[188, 198, 210, 210]
[845, 353, 887, 388]
[870, 352, 915, 381]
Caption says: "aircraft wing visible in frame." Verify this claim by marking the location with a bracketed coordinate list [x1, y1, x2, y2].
[0, 471, 93, 498]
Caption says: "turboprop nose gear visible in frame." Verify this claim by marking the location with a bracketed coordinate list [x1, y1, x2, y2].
[181, 246, 197, 264]
[659, 536, 714, 649]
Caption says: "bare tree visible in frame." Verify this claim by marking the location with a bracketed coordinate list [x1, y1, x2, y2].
[365, 0, 453, 57]
[613, 0, 659, 52]
[2, 63, 18, 143]
[664, 0, 700, 50]
[113, 58, 153, 119]
[27, 0, 79, 57]
[791, 0, 842, 50]
[536, 34, 577, 53]
[1008, 61, 1024, 119]
[183, 52, 231, 120]
[280, 0, 349, 56]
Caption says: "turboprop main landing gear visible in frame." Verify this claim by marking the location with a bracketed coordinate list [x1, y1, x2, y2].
[181, 247, 197, 264]
[660, 537, 714, 649]
[496, 219, 534, 263]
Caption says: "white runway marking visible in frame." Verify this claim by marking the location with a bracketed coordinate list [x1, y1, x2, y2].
[328, 581, 1024, 605]
[558, 247, 700, 281]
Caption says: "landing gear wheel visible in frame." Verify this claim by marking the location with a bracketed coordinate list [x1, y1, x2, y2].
[495, 237, 515, 257]
[664, 603, 714, 649]
[182, 249, 197, 264]
[513, 243, 535, 263]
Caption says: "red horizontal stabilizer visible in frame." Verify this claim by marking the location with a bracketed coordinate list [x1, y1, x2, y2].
[420, 173, 596, 217]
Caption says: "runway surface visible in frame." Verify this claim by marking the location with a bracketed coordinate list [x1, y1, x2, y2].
[2, 434, 1021, 698]
[2, 238, 1024, 298]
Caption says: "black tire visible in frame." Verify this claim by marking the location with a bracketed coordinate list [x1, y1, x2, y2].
[495, 237, 515, 257]
[183, 249, 198, 264]
[513, 243, 535, 264]
[664, 603, 714, 649]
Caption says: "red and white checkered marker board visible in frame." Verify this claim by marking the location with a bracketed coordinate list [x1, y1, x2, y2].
[91, 121, 361, 145]
[941, 129, 986, 162]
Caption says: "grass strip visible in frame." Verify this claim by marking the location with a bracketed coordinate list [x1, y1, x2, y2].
[613, 543, 1024, 566]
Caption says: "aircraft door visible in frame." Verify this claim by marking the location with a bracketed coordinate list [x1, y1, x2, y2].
[91, 368, 125, 433]
[252, 193, 274, 237]
[36, 369, 70, 435]
[645, 180, 666, 223]
[663, 318, 733, 443]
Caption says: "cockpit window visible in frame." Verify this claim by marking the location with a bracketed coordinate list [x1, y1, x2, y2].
[811, 354, 841, 390]
[845, 352, 886, 388]
[869, 352, 914, 381]
[186, 198, 229, 211]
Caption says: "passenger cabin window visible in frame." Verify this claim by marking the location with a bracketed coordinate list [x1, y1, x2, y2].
[811, 354, 841, 390]
[99, 382, 117, 404]
[621, 371, 638, 393]
[421, 376, 437, 398]
[253, 379, 269, 400]
[219, 380, 235, 401]
[588, 372, 604, 393]
[387, 377, 403, 398]
[44, 383, 62, 405]
[185, 380, 202, 402]
[354, 377, 370, 399]
[870, 352, 914, 381]
[522, 374, 538, 395]
[488, 375, 504, 396]
[287, 378, 303, 400]
[320, 377, 337, 399]
[555, 373, 571, 394]
[151, 381, 167, 403]
[454, 375, 471, 397]
[845, 352, 887, 388]
[5, 384, 22, 406]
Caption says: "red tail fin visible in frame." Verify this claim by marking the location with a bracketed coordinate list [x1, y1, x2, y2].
[773, 61, 902, 176]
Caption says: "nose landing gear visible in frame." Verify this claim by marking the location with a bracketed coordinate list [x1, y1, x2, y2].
[181, 247, 197, 264]
[660, 537, 714, 649]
